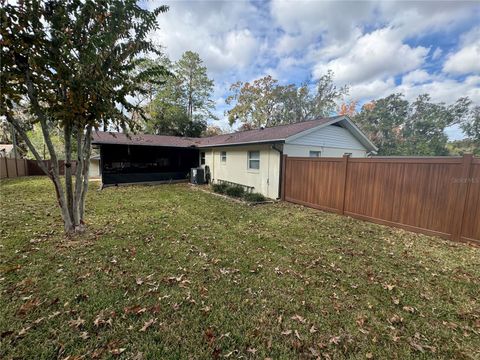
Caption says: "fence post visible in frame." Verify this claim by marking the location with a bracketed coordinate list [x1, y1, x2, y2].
[339, 154, 350, 214]
[452, 154, 474, 241]
[4, 157, 9, 178]
[281, 154, 287, 200]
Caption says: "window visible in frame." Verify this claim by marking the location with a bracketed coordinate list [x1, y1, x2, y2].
[344, 152, 352, 157]
[220, 151, 227, 163]
[309, 150, 321, 157]
[200, 152, 205, 165]
[248, 151, 260, 170]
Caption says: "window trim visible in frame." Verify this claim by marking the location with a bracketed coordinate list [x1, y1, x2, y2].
[309, 150, 321, 158]
[247, 150, 260, 171]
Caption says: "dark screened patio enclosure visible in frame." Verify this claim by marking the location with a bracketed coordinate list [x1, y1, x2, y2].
[99, 144, 199, 186]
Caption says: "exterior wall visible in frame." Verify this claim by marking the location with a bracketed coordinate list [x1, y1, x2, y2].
[285, 124, 367, 157]
[89, 159, 100, 178]
[283, 144, 367, 157]
[200, 144, 281, 199]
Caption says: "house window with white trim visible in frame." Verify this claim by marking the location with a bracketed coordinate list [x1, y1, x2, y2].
[248, 151, 260, 170]
[309, 150, 321, 157]
[220, 151, 227, 163]
[200, 152, 205, 165]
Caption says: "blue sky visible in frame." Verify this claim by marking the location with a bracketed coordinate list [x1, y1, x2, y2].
[144, 0, 480, 139]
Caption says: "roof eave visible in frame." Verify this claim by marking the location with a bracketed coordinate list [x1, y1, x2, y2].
[198, 139, 285, 148]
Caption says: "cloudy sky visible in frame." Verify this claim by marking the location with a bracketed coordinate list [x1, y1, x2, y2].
[142, 0, 480, 139]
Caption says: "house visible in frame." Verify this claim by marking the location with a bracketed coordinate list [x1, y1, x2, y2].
[91, 116, 377, 198]
[0, 144, 16, 158]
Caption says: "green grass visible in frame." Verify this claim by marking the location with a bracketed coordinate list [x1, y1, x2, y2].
[1, 177, 479, 359]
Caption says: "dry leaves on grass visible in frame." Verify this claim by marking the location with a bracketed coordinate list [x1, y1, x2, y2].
[69, 317, 85, 329]
[139, 318, 156, 332]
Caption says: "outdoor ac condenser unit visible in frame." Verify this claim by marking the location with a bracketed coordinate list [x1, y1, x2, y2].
[190, 167, 205, 185]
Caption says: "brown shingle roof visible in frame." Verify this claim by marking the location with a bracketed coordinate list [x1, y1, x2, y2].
[91, 117, 341, 148]
[91, 131, 199, 147]
[197, 117, 336, 147]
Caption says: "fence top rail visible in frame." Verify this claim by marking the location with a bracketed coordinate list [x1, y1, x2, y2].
[287, 157, 345, 162]
[349, 157, 465, 164]
[473, 158, 480, 164]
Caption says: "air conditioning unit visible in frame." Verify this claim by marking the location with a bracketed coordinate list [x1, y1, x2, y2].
[190, 167, 205, 185]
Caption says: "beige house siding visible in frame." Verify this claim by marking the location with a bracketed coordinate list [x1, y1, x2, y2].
[200, 144, 281, 199]
[283, 144, 367, 157]
[89, 159, 100, 178]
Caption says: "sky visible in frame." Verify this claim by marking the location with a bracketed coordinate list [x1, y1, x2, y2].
[141, 0, 480, 139]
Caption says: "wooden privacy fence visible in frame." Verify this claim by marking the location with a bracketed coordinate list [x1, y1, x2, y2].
[0, 158, 76, 179]
[281, 154, 480, 244]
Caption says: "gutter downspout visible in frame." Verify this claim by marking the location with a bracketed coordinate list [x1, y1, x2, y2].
[271, 143, 283, 200]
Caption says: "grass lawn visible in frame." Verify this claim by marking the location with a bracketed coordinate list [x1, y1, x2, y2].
[1, 177, 479, 359]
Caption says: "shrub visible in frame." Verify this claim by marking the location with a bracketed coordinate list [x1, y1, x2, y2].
[225, 185, 245, 198]
[212, 183, 228, 194]
[244, 192, 266, 203]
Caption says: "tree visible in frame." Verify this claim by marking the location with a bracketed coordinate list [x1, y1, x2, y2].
[175, 51, 216, 122]
[226, 76, 283, 128]
[354, 94, 409, 155]
[460, 105, 480, 155]
[1, 0, 169, 233]
[144, 51, 214, 136]
[225, 71, 347, 129]
[203, 125, 224, 137]
[354, 94, 472, 155]
[401, 95, 471, 156]
[338, 100, 358, 117]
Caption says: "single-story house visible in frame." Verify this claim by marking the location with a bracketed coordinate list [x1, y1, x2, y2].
[91, 116, 377, 199]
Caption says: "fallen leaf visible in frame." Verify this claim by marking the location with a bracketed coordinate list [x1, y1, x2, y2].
[281, 329, 292, 335]
[310, 325, 317, 334]
[291, 314, 306, 323]
[69, 317, 85, 329]
[109, 348, 126, 356]
[139, 318, 156, 332]
[17, 298, 41, 316]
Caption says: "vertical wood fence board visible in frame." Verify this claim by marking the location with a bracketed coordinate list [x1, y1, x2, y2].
[460, 162, 480, 242]
[0, 158, 7, 178]
[6, 159, 17, 177]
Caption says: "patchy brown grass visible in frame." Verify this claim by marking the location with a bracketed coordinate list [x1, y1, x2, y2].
[1, 177, 479, 359]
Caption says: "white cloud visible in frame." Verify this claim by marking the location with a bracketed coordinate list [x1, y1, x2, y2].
[149, 1, 264, 74]
[402, 70, 432, 85]
[349, 78, 396, 100]
[270, 0, 375, 42]
[313, 28, 428, 84]
[443, 27, 480, 75]
[349, 75, 480, 105]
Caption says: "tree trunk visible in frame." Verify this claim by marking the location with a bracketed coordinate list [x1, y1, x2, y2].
[6, 113, 74, 233]
[64, 122, 74, 223]
[73, 125, 85, 229]
[79, 125, 92, 222]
